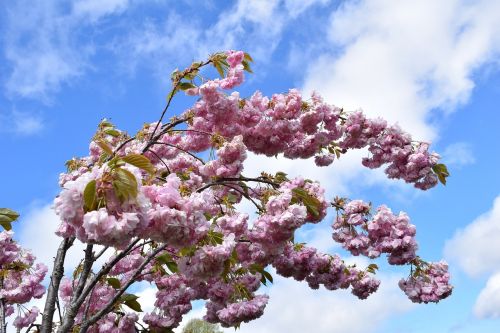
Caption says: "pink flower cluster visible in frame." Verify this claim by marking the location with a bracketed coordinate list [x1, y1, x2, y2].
[399, 261, 453, 303]
[273, 243, 380, 299]
[0, 231, 47, 329]
[144, 275, 196, 330]
[12, 307, 40, 330]
[215, 295, 269, 327]
[343, 111, 441, 190]
[183, 80, 442, 189]
[200, 135, 247, 178]
[203, 273, 266, 327]
[178, 235, 236, 281]
[333, 200, 418, 265]
[88, 313, 138, 333]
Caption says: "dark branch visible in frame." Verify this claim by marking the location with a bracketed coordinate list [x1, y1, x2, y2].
[40, 237, 75, 333]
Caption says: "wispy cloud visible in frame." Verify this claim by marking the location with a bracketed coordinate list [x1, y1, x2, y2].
[4, 1, 86, 101]
[114, 0, 332, 82]
[73, 0, 129, 22]
[2, 0, 132, 102]
[0, 109, 44, 135]
[443, 142, 476, 167]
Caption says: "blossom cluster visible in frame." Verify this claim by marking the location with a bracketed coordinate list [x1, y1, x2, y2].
[48, 50, 452, 331]
[331, 199, 452, 303]
[273, 243, 380, 299]
[332, 200, 418, 265]
[399, 261, 453, 303]
[0, 231, 47, 330]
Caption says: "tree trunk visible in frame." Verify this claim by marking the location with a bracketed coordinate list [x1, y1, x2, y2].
[40, 237, 75, 333]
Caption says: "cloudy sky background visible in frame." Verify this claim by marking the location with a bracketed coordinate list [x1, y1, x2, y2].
[1, 0, 500, 332]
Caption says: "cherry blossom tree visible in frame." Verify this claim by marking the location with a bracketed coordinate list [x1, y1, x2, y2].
[0, 51, 452, 333]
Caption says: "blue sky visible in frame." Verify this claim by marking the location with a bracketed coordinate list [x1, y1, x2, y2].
[1, 1, 500, 332]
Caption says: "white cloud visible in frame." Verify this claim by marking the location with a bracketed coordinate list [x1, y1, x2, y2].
[3, 1, 90, 101]
[284, 0, 331, 18]
[0, 110, 44, 135]
[117, 0, 335, 81]
[445, 195, 500, 277]
[73, 0, 129, 21]
[3, 0, 131, 101]
[442, 142, 475, 167]
[12, 112, 44, 135]
[301, 0, 500, 141]
[226, 274, 413, 333]
[474, 271, 500, 319]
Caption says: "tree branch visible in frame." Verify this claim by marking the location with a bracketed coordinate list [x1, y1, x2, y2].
[0, 277, 6, 333]
[40, 237, 75, 333]
[148, 59, 211, 142]
[79, 244, 168, 332]
[147, 141, 206, 164]
[196, 176, 279, 193]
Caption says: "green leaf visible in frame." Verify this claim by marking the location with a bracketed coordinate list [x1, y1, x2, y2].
[432, 163, 450, 185]
[96, 139, 113, 155]
[0, 208, 19, 220]
[214, 61, 225, 78]
[106, 277, 121, 289]
[122, 154, 155, 175]
[244, 52, 253, 62]
[207, 230, 224, 245]
[260, 274, 267, 286]
[156, 253, 173, 265]
[262, 270, 273, 284]
[274, 171, 288, 183]
[104, 128, 121, 137]
[366, 263, 379, 274]
[242, 60, 253, 73]
[112, 168, 138, 203]
[178, 82, 196, 91]
[0, 221, 12, 231]
[0, 208, 19, 231]
[120, 294, 143, 312]
[167, 88, 178, 101]
[156, 253, 178, 273]
[165, 261, 178, 273]
[156, 253, 179, 273]
[292, 188, 321, 217]
[83, 180, 97, 212]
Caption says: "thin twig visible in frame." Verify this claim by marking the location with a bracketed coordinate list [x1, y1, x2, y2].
[196, 176, 279, 193]
[93, 246, 109, 261]
[148, 141, 206, 164]
[148, 59, 211, 141]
